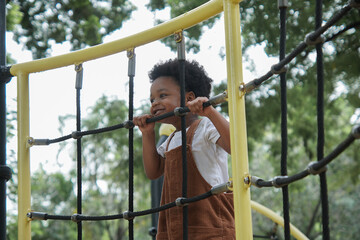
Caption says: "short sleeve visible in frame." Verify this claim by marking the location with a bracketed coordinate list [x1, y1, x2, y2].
[157, 138, 169, 158]
[202, 117, 221, 144]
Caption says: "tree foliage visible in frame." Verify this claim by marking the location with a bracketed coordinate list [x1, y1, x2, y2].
[58, 95, 152, 239]
[146, 0, 221, 53]
[6, 0, 136, 59]
[5, 0, 360, 239]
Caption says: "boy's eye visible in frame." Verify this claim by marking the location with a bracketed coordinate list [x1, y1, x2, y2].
[160, 93, 167, 98]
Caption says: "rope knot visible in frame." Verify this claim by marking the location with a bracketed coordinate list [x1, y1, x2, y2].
[71, 214, 82, 223]
[271, 176, 288, 188]
[175, 197, 188, 207]
[174, 107, 188, 117]
[307, 162, 327, 175]
[305, 33, 325, 45]
[123, 211, 134, 220]
[271, 64, 287, 75]
[71, 131, 82, 140]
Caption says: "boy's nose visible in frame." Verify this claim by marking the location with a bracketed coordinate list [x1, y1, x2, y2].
[151, 98, 160, 106]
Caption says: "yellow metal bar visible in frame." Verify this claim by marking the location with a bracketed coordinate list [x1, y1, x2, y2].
[223, 0, 253, 239]
[10, 0, 224, 76]
[251, 201, 309, 240]
[17, 72, 31, 240]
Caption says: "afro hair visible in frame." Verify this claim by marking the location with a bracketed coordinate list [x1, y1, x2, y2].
[148, 59, 213, 98]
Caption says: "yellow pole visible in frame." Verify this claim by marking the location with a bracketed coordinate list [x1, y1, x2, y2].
[223, 0, 253, 239]
[17, 72, 31, 240]
[251, 201, 309, 240]
[10, 0, 224, 76]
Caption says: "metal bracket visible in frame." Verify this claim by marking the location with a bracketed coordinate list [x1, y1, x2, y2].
[27, 212, 48, 221]
[75, 64, 83, 90]
[278, 0, 288, 8]
[211, 181, 232, 194]
[127, 48, 136, 77]
[175, 31, 186, 60]
[239, 82, 246, 98]
[250, 176, 264, 188]
[27, 137, 50, 146]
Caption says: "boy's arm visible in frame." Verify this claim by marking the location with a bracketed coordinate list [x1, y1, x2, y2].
[141, 130, 165, 179]
[187, 97, 231, 154]
[133, 115, 165, 179]
[204, 107, 231, 154]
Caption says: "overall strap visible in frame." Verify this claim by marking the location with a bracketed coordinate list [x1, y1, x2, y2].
[186, 118, 202, 145]
[165, 118, 202, 151]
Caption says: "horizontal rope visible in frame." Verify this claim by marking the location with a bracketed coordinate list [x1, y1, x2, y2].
[29, 92, 228, 146]
[27, 181, 232, 222]
[251, 126, 359, 188]
[241, 2, 355, 94]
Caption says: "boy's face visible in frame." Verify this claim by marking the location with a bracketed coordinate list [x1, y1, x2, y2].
[150, 76, 180, 118]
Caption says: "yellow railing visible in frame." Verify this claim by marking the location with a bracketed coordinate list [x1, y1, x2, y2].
[11, 0, 308, 239]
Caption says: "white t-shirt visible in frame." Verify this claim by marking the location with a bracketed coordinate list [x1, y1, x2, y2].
[157, 117, 229, 187]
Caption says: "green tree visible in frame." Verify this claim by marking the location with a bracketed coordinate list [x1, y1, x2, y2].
[6, 0, 136, 59]
[146, 0, 221, 53]
[30, 166, 77, 240]
[57, 95, 152, 239]
[236, 1, 360, 238]
[5, 0, 360, 239]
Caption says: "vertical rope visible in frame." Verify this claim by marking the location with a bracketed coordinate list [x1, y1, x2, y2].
[75, 64, 83, 240]
[175, 31, 188, 240]
[315, 0, 330, 239]
[278, 1, 290, 239]
[0, 0, 7, 238]
[127, 49, 136, 240]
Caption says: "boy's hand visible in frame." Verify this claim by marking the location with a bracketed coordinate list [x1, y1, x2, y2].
[133, 114, 155, 133]
[186, 97, 213, 117]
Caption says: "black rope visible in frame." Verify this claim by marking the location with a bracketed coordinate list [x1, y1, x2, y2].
[30, 103, 217, 146]
[29, 90, 228, 146]
[278, 2, 290, 239]
[27, 189, 216, 222]
[176, 31, 188, 240]
[314, 1, 330, 239]
[252, 127, 359, 188]
[75, 64, 83, 240]
[325, 21, 360, 43]
[243, 2, 355, 93]
[127, 50, 135, 240]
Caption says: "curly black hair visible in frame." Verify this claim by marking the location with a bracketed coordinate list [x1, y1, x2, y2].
[148, 59, 213, 98]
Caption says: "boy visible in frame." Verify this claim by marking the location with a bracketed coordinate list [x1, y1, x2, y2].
[133, 59, 234, 239]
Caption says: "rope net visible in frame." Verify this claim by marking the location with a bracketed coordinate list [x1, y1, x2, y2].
[6, 0, 360, 240]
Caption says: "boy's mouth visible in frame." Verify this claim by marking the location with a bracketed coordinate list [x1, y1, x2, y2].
[153, 109, 165, 116]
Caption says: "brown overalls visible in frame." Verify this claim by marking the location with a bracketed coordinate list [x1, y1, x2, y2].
[157, 119, 235, 240]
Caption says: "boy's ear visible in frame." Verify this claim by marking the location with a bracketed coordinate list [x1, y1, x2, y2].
[186, 91, 196, 102]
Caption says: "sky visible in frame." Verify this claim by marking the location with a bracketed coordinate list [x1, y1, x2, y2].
[5, 1, 276, 176]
